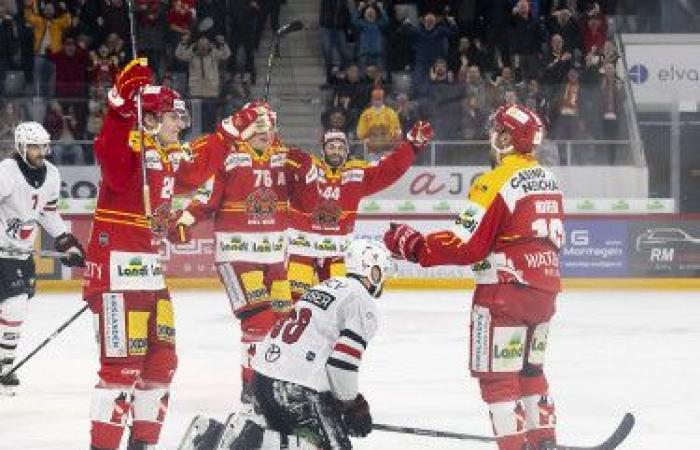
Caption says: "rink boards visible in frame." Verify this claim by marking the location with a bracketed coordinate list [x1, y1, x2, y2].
[34, 212, 700, 290]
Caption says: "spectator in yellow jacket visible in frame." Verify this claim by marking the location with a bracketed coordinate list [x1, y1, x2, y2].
[24, 2, 71, 95]
[356, 88, 402, 154]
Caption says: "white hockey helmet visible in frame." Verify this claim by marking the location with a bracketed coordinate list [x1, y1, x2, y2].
[15, 121, 51, 162]
[344, 238, 394, 298]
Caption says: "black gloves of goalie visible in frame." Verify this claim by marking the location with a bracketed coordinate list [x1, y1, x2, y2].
[341, 393, 372, 438]
[54, 233, 86, 267]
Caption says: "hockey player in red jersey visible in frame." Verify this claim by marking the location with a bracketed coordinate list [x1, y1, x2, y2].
[285, 121, 433, 301]
[83, 59, 192, 450]
[168, 101, 292, 405]
[384, 105, 563, 450]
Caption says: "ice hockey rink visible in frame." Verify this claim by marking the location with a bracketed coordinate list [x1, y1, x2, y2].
[2, 288, 699, 449]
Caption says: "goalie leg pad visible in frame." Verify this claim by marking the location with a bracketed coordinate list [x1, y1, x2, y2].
[178, 415, 225, 450]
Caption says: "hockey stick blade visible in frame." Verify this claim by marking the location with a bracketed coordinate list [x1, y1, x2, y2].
[558, 412, 635, 450]
[374, 412, 635, 450]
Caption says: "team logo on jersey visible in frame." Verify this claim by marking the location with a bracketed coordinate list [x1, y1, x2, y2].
[246, 188, 278, 224]
[5, 218, 35, 241]
[265, 343, 281, 362]
[301, 289, 336, 310]
[312, 200, 342, 230]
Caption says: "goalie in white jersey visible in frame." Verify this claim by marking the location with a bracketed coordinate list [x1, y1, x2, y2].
[181, 239, 391, 450]
[0, 122, 85, 394]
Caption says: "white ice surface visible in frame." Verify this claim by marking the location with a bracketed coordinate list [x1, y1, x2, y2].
[1, 289, 699, 449]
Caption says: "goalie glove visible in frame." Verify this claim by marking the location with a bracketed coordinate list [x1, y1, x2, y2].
[406, 120, 434, 152]
[341, 394, 373, 438]
[167, 210, 197, 245]
[383, 223, 425, 263]
[107, 58, 154, 118]
[54, 233, 86, 267]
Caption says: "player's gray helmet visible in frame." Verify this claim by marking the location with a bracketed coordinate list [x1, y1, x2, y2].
[344, 239, 393, 298]
[14, 121, 51, 163]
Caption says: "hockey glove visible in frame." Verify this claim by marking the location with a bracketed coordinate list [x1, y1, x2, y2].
[406, 120, 434, 152]
[341, 394, 373, 438]
[107, 58, 153, 117]
[167, 210, 196, 245]
[383, 223, 425, 263]
[54, 233, 86, 267]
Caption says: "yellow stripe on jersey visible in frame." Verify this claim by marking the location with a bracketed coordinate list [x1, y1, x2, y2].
[468, 153, 537, 208]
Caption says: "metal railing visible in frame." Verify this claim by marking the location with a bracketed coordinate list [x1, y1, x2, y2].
[0, 138, 638, 167]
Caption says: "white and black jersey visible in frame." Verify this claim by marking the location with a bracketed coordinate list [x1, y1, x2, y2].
[0, 155, 66, 259]
[254, 276, 378, 401]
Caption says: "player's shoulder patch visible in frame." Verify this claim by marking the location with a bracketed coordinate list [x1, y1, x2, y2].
[300, 288, 337, 311]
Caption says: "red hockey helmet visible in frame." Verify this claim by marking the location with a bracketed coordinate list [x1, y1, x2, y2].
[489, 104, 543, 157]
[140, 85, 190, 127]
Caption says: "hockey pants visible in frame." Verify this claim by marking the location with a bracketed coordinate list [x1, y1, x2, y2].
[86, 289, 177, 450]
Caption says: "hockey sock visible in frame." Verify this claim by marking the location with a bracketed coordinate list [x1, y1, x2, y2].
[131, 383, 170, 444]
[522, 394, 556, 447]
[489, 400, 528, 450]
[90, 385, 133, 449]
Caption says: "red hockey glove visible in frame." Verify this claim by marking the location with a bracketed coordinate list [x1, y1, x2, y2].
[167, 210, 196, 245]
[54, 233, 86, 268]
[383, 223, 425, 263]
[107, 58, 154, 117]
[341, 394, 372, 438]
[406, 120, 434, 152]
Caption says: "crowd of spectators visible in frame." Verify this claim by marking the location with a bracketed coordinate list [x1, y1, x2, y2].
[321, 0, 634, 164]
[0, 0, 285, 160]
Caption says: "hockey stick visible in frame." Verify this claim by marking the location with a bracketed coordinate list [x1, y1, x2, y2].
[263, 20, 304, 101]
[126, 0, 152, 226]
[0, 246, 70, 259]
[374, 412, 635, 450]
[1, 304, 89, 380]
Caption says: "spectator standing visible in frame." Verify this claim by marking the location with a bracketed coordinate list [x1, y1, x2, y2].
[0, 102, 26, 158]
[599, 62, 621, 164]
[319, 0, 351, 86]
[48, 36, 90, 100]
[356, 88, 402, 154]
[229, 0, 259, 84]
[455, 37, 486, 80]
[136, 0, 165, 76]
[322, 106, 351, 134]
[167, 0, 194, 67]
[175, 33, 231, 132]
[0, 5, 16, 96]
[68, 0, 104, 46]
[43, 100, 84, 165]
[105, 32, 128, 68]
[101, 0, 131, 48]
[401, 13, 458, 97]
[394, 92, 419, 133]
[542, 34, 574, 88]
[25, 2, 72, 95]
[582, 10, 608, 57]
[553, 67, 584, 163]
[547, 8, 582, 53]
[523, 78, 550, 130]
[509, 0, 545, 80]
[333, 64, 372, 127]
[89, 44, 120, 97]
[464, 65, 490, 111]
[350, 1, 389, 71]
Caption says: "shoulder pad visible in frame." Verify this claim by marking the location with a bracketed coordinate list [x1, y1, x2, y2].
[344, 160, 369, 170]
[128, 131, 157, 153]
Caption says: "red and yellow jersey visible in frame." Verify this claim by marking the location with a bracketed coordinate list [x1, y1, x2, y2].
[84, 110, 185, 297]
[415, 153, 563, 292]
[183, 136, 289, 263]
[285, 142, 416, 257]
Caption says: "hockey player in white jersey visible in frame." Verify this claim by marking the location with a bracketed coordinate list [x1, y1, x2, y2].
[178, 238, 391, 450]
[0, 122, 85, 394]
